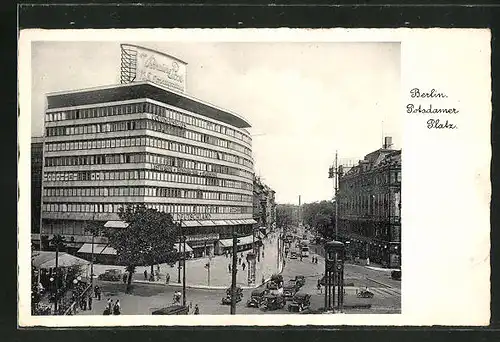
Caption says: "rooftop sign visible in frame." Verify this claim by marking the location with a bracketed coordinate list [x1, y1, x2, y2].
[120, 44, 187, 93]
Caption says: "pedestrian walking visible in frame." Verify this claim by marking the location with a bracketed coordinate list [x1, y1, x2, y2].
[81, 296, 87, 311]
[238, 257, 241, 265]
[228, 264, 231, 272]
[242, 262, 246, 271]
[96, 286, 102, 300]
[194, 304, 200, 315]
[144, 269, 148, 280]
[107, 298, 112, 311]
[113, 300, 121, 315]
[165, 272, 170, 284]
[122, 273, 128, 284]
[88, 295, 93, 310]
[317, 280, 322, 294]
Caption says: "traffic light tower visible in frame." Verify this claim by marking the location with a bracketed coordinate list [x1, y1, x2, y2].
[324, 240, 345, 313]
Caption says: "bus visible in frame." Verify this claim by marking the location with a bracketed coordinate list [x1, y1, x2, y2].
[300, 240, 310, 258]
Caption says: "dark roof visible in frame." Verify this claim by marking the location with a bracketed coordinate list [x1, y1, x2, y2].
[46, 82, 251, 129]
[325, 240, 345, 249]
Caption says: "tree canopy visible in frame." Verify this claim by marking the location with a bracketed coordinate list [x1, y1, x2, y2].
[104, 204, 179, 268]
[276, 204, 299, 231]
[302, 201, 336, 239]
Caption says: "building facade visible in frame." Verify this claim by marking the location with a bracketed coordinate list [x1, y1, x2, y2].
[253, 176, 277, 234]
[337, 137, 401, 268]
[38, 81, 256, 259]
[31, 137, 44, 237]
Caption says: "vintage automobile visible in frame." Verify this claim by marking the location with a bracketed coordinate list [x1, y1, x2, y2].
[391, 270, 401, 281]
[246, 288, 269, 308]
[288, 293, 311, 312]
[289, 251, 298, 259]
[221, 286, 243, 305]
[356, 288, 374, 298]
[260, 294, 286, 311]
[151, 305, 189, 315]
[283, 281, 299, 300]
[97, 269, 122, 282]
[293, 275, 306, 288]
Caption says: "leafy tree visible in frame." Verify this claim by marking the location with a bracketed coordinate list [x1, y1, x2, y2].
[104, 204, 178, 292]
[276, 204, 299, 232]
[302, 201, 336, 239]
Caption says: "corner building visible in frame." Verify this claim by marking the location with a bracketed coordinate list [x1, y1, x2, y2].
[41, 81, 256, 259]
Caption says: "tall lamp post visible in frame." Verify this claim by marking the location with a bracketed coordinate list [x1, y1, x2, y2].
[50, 234, 66, 314]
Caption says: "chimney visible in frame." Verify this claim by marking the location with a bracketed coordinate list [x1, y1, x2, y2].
[384, 136, 393, 149]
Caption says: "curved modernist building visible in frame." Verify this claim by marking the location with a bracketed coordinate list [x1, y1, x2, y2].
[41, 81, 256, 258]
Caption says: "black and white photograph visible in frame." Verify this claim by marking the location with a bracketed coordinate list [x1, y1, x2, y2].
[18, 29, 490, 326]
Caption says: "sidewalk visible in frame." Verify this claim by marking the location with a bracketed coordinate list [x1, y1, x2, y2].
[92, 234, 283, 290]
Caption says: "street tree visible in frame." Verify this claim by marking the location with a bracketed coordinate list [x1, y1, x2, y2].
[276, 204, 298, 232]
[104, 204, 178, 292]
[302, 201, 335, 239]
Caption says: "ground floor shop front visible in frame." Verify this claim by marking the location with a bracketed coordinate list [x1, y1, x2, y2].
[337, 218, 401, 268]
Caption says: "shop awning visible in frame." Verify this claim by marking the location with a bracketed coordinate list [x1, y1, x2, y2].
[77, 243, 107, 254]
[243, 219, 258, 224]
[101, 246, 117, 255]
[218, 235, 255, 248]
[211, 220, 229, 226]
[104, 220, 129, 229]
[198, 220, 215, 226]
[32, 251, 90, 269]
[182, 220, 201, 227]
[173, 243, 193, 253]
[227, 220, 239, 225]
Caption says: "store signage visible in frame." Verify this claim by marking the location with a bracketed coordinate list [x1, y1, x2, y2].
[121, 44, 187, 93]
[185, 233, 219, 242]
[151, 164, 217, 177]
[151, 114, 186, 129]
[176, 213, 212, 220]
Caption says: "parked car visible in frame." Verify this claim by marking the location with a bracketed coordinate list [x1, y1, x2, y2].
[391, 270, 401, 280]
[293, 275, 306, 288]
[283, 281, 298, 300]
[261, 294, 286, 311]
[288, 293, 311, 312]
[151, 305, 189, 315]
[98, 269, 122, 282]
[246, 288, 269, 308]
[221, 286, 243, 305]
[290, 252, 298, 259]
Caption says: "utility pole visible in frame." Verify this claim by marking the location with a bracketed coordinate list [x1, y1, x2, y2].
[181, 220, 186, 306]
[230, 228, 238, 315]
[177, 220, 181, 284]
[334, 151, 339, 240]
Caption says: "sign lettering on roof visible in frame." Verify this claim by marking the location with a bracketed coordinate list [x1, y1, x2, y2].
[121, 44, 187, 93]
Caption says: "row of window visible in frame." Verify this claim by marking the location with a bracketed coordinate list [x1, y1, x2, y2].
[45, 134, 253, 172]
[339, 192, 401, 218]
[43, 186, 253, 203]
[43, 202, 253, 215]
[44, 169, 254, 191]
[45, 145, 252, 172]
[46, 102, 252, 145]
[46, 120, 253, 167]
[341, 171, 401, 190]
[46, 139, 252, 180]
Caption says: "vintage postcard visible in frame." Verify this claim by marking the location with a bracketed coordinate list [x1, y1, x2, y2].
[18, 28, 491, 327]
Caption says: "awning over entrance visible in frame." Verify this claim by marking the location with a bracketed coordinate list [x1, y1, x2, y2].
[77, 243, 107, 254]
[211, 220, 230, 226]
[104, 221, 129, 229]
[173, 243, 194, 253]
[101, 246, 117, 255]
[182, 220, 201, 227]
[218, 235, 255, 248]
[243, 219, 258, 224]
[32, 251, 90, 269]
[198, 220, 215, 226]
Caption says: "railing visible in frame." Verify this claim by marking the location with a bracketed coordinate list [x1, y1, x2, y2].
[63, 284, 92, 315]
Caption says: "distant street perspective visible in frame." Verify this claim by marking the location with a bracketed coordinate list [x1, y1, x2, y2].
[30, 42, 401, 316]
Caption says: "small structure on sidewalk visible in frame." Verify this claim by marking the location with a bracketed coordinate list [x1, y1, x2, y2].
[323, 240, 345, 313]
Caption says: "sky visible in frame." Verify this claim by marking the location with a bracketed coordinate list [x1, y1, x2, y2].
[31, 41, 401, 205]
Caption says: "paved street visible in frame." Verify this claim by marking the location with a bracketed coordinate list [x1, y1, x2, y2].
[91, 233, 282, 289]
[78, 240, 400, 315]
